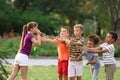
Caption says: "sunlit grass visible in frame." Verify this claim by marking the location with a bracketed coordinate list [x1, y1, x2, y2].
[6, 66, 120, 80]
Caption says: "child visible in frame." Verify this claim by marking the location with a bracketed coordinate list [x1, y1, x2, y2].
[42, 26, 70, 80]
[80, 34, 101, 80]
[87, 31, 118, 80]
[7, 21, 42, 80]
[68, 24, 85, 80]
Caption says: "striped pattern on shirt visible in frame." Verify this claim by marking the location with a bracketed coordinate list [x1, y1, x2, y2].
[100, 43, 116, 64]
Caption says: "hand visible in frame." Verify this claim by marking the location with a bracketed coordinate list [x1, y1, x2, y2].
[86, 61, 90, 65]
[82, 46, 87, 50]
[86, 48, 92, 53]
[76, 57, 82, 61]
[65, 39, 71, 45]
[40, 32, 46, 37]
[37, 29, 41, 34]
[86, 62, 89, 65]
[41, 36, 48, 41]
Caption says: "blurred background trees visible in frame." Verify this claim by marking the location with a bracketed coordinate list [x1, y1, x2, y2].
[0, 0, 119, 37]
[0, 1, 120, 79]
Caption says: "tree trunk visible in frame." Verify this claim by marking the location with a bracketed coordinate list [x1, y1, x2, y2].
[116, 0, 120, 38]
[107, 0, 120, 38]
[69, 19, 75, 36]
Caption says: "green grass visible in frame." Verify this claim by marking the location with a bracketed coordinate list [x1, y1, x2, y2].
[6, 66, 120, 80]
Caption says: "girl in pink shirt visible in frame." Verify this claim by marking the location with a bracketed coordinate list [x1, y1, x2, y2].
[7, 21, 42, 80]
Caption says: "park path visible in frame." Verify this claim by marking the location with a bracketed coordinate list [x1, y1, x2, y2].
[4, 57, 120, 67]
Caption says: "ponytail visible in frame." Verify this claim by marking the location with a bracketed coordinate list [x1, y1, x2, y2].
[18, 25, 27, 53]
[18, 21, 38, 53]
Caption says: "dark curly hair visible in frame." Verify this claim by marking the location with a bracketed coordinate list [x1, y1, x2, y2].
[87, 34, 100, 45]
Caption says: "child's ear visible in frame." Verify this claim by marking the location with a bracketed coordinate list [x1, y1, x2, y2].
[112, 38, 115, 42]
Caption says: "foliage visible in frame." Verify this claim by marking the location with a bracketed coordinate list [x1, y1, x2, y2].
[0, 0, 63, 36]
[0, 37, 58, 57]
[0, 0, 120, 37]
[114, 44, 120, 57]
[0, 58, 9, 80]
[31, 42, 57, 57]
[1, 37, 120, 58]
[0, 38, 11, 79]
[0, 38, 20, 57]
[0, 0, 115, 36]
[83, 19, 95, 36]
[31, 0, 93, 27]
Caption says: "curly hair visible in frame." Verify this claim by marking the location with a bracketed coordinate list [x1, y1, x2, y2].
[87, 34, 100, 45]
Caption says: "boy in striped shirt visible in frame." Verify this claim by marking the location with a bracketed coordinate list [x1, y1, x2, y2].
[87, 31, 118, 80]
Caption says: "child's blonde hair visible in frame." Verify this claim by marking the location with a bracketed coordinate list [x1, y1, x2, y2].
[74, 24, 84, 30]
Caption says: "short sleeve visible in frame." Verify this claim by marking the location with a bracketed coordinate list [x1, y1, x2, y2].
[29, 34, 34, 40]
[99, 43, 105, 48]
[82, 50, 87, 55]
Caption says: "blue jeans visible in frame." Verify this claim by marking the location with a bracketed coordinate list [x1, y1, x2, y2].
[92, 68, 99, 80]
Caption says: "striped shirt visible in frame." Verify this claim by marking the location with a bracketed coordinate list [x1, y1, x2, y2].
[70, 37, 85, 59]
[100, 43, 116, 64]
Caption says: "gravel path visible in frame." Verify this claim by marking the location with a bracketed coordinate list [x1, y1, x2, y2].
[4, 58, 120, 67]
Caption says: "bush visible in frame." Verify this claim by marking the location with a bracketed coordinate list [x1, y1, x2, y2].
[0, 7, 63, 36]
[0, 37, 20, 57]
[0, 58, 8, 80]
[31, 42, 57, 57]
[114, 44, 120, 57]
[0, 37, 58, 57]
[0, 37, 120, 58]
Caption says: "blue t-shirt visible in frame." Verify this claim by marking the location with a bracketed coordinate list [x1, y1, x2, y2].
[20, 33, 33, 56]
[82, 50, 101, 69]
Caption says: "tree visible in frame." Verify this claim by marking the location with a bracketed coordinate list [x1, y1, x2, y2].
[31, 0, 94, 29]
[107, 0, 120, 37]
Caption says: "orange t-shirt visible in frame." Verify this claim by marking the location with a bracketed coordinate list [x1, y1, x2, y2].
[57, 42, 70, 61]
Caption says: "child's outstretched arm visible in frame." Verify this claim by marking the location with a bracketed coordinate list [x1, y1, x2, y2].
[87, 47, 108, 54]
[42, 36, 58, 44]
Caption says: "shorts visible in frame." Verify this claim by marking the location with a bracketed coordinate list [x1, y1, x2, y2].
[68, 61, 83, 77]
[14, 53, 29, 66]
[58, 59, 68, 76]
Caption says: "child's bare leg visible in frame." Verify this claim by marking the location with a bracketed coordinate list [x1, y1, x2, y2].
[21, 66, 28, 80]
[77, 76, 82, 80]
[70, 77, 75, 80]
[58, 74, 63, 80]
[7, 64, 20, 80]
[63, 75, 68, 80]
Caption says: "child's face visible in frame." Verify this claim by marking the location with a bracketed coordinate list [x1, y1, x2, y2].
[60, 28, 69, 37]
[105, 33, 114, 43]
[74, 26, 83, 37]
[87, 40, 94, 48]
[32, 26, 38, 34]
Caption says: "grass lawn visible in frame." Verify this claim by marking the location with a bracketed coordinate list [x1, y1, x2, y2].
[6, 66, 120, 80]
